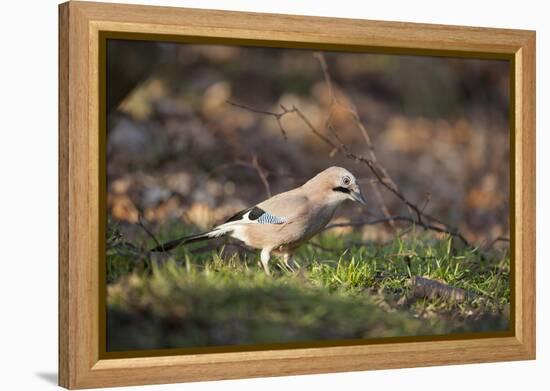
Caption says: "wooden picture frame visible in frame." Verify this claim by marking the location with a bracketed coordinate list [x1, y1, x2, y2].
[59, 1, 536, 388]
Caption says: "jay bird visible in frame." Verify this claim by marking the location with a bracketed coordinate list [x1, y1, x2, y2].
[151, 166, 366, 274]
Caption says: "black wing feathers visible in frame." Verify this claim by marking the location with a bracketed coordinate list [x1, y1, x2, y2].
[224, 206, 266, 223]
[248, 207, 266, 220]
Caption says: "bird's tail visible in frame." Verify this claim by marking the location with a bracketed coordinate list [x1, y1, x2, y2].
[149, 228, 228, 252]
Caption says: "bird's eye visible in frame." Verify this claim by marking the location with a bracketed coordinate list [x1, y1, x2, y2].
[342, 176, 351, 186]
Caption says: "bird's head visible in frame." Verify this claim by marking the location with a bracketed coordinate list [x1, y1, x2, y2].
[306, 166, 367, 206]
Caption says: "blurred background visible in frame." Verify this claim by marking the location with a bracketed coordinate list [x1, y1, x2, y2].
[105, 40, 511, 351]
[106, 40, 510, 245]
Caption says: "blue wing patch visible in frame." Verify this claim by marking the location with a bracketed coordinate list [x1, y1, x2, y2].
[224, 206, 286, 225]
[257, 211, 286, 224]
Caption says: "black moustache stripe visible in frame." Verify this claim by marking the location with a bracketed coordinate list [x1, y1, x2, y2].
[332, 186, 350, 194]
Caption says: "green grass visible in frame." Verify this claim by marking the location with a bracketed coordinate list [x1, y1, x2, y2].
[106, 222, 510, 352]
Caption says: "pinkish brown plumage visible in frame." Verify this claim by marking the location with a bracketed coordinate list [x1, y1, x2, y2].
[152, 166, 366, 274]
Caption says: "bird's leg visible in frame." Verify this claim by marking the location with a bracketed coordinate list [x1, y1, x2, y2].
[282, 253, 300, 272]
[260, 248, 271, 276]
[290, 257, 301, 270]
[282, 253, 291, 270]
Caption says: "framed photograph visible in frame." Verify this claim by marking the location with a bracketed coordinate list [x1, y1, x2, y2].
[59, 1, 535, 389]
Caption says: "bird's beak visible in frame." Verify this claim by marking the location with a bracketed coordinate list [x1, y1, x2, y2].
[349, 186, 367, 205]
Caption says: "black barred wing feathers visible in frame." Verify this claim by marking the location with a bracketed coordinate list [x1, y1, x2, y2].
[224, 206, 286, 225]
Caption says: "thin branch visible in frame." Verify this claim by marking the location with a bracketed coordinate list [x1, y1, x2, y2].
[293, 104, 338, 148]
[227, 100, 292, 140]
[370, 180, 397, 230]
[484, 236, 511, 250]
[207, 156, 274, 198]
[315, 52, 403, 227]
[229, 99, 469, 245]
[420, 192, 432, 213]
[226, 100, 285, 118]
[136, 214, 162, 250]
[315, 52, 336, 105]
[323, 215, 469, 246]
[251, 154, 272, 198]
[227, 56, 471, 247]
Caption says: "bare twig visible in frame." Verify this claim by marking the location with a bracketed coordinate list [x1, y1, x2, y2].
[251, 154, 272, 198]
[227, 56, 471, 247]
[315, 53, 376, 157]
[370, 181, 397, 230]
[316, 52, 402, 229]
[315, 52, 335, 104]
[227, 100, 293, 140]
[420, 192, 432, 213]
[230, 99, 470, 245]
[137, 214, 162, 250]
[292, 104, 338, 148]
[323, 215, 468, 244]
[484, 236, 511, 250]
[208, 157, 274, 197]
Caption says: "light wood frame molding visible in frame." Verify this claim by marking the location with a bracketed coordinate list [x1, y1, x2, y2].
[59, 1, 536, 388]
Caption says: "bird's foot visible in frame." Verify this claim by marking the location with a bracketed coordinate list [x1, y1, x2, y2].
[278, 261, 293, 273]
[290, 259, 301, 270]
[279, 258, 300, 273]
[259, 261, 271, 275]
